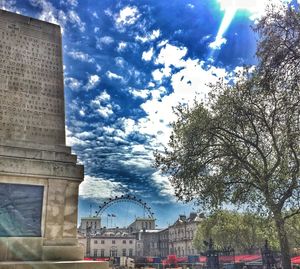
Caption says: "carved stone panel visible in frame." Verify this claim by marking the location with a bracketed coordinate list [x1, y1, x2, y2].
[0, 183, 43, 237]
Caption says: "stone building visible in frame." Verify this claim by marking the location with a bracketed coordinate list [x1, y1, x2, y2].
[158, 228, 169, 257]
[128, 217, 156, 233]
[78, 217, 101, 236]
[79, 228, 136, 258]
[168, 213, 203, 256]
[139, 230, 161, 257]
[78, 213, 202, 259]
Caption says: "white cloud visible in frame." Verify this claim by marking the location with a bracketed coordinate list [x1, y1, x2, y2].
[122, 118, 136, 135]
[155, 44, 187, 68]
[136, 29, 161, 43]
[158, 40, 169, 47]
[91, 90, 111, 105]
[106, 71, 123, 81]
[152, 171, 176, 199]
[68, 50, 95, 63]
[115, 6, 141, 31]
[68, 10, 85, 32]
[129, 88, 150, 99]
[85, 74, 101, 90]
[60, 0, 78, 7]
[66, 127, 87, 147]
[142, 47, 154, 62]
[79, 175, 126, 201]
[209, 36, 227, 50]
[97, 105, 114, 118]
[90, 91, 119, 119]
[117, 41, 127, 52]
[115, 57, 126, 68]
[92, 11, 99, 18]
[152, 69, 166, 82]
[29, 0, 85, 33]
[79, 109, 85, 116]
[187, 3, 195, 8]
[30, 0, 61, 25]
[65, 77, 82, 90]
[96, 36, 114, 49]
[0, 0, 19, 12]
[137, 43, 228, 148]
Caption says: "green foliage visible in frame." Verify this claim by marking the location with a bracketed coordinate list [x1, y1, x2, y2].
[193, 210, 279, 253]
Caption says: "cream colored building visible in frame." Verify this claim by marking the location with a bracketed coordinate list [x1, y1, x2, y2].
[128, 217, 156, 232]
[79, 229, 136, 258]
[168, 213, 203, 256]
[78, 217, 101, 236]
[78, 213, 202, 258]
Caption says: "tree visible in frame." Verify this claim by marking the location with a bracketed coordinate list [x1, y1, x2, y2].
[155, 4, 300, 269]
[193, 210, 279, 254]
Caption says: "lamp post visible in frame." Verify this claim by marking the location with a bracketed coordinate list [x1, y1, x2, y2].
[261, 240, 276, 269]
[204, 238, 220, 269]
[86, 225, 91, 258]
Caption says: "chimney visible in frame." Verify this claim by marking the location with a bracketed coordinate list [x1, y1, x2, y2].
[189, 212, 197, 219]
[179, 215, 186, 221]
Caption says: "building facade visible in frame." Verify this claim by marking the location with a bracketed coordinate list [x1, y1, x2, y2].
[78, 212, 202, 258]
[78, 228, 136, 258]
[158, 228, 169, 257]
[168, 213, 203, 256]
[128, 218, 156, 232]
[78, 217, 101, 236]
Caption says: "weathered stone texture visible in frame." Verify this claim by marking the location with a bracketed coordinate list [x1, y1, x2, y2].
[0, 10, 90, 266]
[0, 9, 65, 146]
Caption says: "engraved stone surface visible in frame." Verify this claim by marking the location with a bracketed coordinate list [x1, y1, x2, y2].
[0, 10, 65, 146]
[0, 183, 43, 237]
[0, 10, 89, 264]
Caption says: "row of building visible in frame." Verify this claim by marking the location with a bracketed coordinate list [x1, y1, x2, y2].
[78, 212, 204, 259]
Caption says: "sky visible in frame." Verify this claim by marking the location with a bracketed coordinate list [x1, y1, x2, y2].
[1, 0, 290, 228]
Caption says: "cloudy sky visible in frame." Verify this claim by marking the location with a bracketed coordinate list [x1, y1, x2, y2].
[1, 0, 288, 228]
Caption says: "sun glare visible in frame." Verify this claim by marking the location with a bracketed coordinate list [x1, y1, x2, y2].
[210, 0, 290, 51]
[217, 0, 291, 17]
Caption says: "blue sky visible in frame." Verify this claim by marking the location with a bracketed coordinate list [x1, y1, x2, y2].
[2, 0, 284, 228]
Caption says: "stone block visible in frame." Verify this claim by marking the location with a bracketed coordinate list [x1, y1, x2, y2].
[0, 239, 8, 261]
[42, 245, 84, 261]
[0, 261, 109, 269]
[6, 238, 42, 261]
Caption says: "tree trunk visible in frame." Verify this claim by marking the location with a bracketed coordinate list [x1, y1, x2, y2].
[273, 212, 291, 269]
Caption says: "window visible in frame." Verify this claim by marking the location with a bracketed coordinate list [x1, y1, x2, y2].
[129, 240, 133, 244]
[101, 249, 105, 257]
[94, 240, 98, 244]
[110, 249, 117, 257]
[122, 249, 126, 256]
[122, 240, 126, 244]
[101, 240, 105, 244]
[112, 240, 115, 244]
[94, 249, 98, 257]
[129, 248, 133, 257]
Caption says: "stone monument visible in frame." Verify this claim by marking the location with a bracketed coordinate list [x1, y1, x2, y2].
[0, 9, 107, 269]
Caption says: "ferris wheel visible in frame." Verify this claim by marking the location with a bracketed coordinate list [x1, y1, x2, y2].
[95, 194, 155, 219]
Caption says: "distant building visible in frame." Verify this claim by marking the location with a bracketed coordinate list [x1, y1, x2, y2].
[78, 212, 202, 258]
[139, 229, 161, 257]
[78, 216, 101, 236]
[168, 213, 203, 256]
[137, 228, 169, 257]
[128, 217, 156, 233]
[78, 228, 136, 258]
[158, 228, 169, 257]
